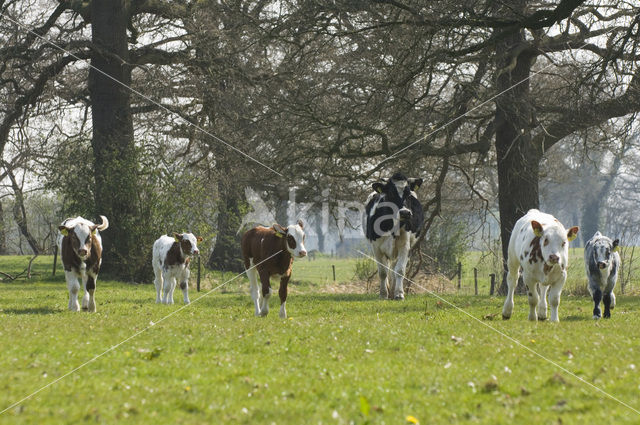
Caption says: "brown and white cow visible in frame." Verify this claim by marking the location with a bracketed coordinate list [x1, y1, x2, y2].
[241, 220, 306, 318]
[501, 209, 579, 323]
[152, 233, 202, 304]
[58, 216, 109, 312]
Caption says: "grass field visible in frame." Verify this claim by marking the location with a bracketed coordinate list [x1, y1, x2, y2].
[2, 255, 640, 424]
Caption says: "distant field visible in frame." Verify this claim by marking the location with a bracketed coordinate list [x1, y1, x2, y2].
[3, 248, 639, 298]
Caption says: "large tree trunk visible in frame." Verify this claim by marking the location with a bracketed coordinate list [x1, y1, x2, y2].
[0, 201, 6, 254]
[494, 17, 540, 295]
[89, 0, 140, 280]
[208, 175, 245, 273]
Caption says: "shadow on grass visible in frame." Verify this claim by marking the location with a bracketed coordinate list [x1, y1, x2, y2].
[561, 314, 592, 322]
[2, 307, 61, 315]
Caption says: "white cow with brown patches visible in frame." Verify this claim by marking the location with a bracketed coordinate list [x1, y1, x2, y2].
[502, 209, 579, 322]
[152, 233, 202, 305]
[58, 216, 109, 312]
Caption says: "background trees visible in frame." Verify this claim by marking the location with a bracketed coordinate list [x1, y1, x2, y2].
[1, 0, 640, 284]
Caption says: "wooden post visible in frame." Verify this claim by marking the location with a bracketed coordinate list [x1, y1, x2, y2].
[457, 262, 462, 289]
[332, 264, 336, 282]
[197, 255, 201, 292]
[474, 267, 478, 295]
[52, 245, 58, 276]
[490, 273, 496, 296]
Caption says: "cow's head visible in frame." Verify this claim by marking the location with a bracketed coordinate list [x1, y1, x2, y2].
[59, 222, 99, 261]
[173, 233, 203, 256]
[531, 220, 579, 267]
[371, 172, 423, 235]
[273, 219, 307, 258]
[590, 232, 620, 269]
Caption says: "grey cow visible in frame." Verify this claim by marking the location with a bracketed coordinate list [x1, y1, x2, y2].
[584, 231, 620, 319]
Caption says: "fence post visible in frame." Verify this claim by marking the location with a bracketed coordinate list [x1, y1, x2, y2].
[474, 267, 478, 295]
[457, 262, 462, 289]
[490, 273, 496, 296]
[197, 255, 201, 292]
[332, 265, 336, 282]
[52, 245, 58, 276]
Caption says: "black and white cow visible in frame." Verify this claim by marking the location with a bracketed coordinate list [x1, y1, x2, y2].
[364, 172, 424, 300]
[584, 231, 620, 319]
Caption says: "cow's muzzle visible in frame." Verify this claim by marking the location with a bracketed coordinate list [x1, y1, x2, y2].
[597, 261, 607, 269]
[299, 250, 307, 258]
[399, 208, 412, 221]
[548, 254, 560, 264]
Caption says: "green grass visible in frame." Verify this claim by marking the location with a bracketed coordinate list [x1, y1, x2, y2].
[2, 257, 640, 424]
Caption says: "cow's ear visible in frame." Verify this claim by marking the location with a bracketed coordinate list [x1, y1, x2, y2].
[297, 219, 304, 229]
[90, 224, 98, 235]
[58, 226, 70, 236]
[408, 178, 423, 191]
[272, 224, 287, 237]
[196, 236, 203, 242]
[372, 182, 385, 193]
[612, 239, 620, 252]
[173, 232, 183, 242]
[567, 226, 579, 242]
[531, 221, 543, 237]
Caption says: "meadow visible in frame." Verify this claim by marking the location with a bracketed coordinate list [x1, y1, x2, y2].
[1, 254, 640, 424]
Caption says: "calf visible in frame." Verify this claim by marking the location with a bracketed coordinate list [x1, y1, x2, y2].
[152, 233, 202, 304]
[58, 215, 109, 312]
[364, 172, 424, 300]
[241, 220, 306, 318]
[584, 231, 620, 319]
[502, 209, 579, 322]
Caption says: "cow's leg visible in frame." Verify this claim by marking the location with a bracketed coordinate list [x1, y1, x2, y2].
[246, 263, 262, 316]
[153, 263, 163, 303]
[548, 280, 564, 323]
[279, 275, 290, 319]
[167, 275, 177, 305]
[591, 286, 602, 319]
[81, 273, 90, 310]
[525, 278, 540, 322]
[180, 278, 190, 305]
[65, 271, 81, 311]
[536, 283, 548, 320]
[86, 273, 97, 313]
[501, 258, 520, 320]
[258, 270, 272, 317]
[162, 270, 174, 304]
[374, 250, 389, 299]
[392, 245, 410, 301]
[603, 292, 612, 318]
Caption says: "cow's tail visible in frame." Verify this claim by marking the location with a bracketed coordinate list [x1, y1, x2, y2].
[96, 215, 109, 231]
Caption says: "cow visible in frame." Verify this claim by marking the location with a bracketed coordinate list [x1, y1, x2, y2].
[364, 172, 424, 300]
[501, 209, 579, 322]
[152, 233, 202, 305]
[241, 220, 307, 318]
[584, 231, 620, 319]
[57, 215, 109, 312]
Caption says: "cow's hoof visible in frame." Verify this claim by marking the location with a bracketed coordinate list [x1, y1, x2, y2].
[394, 295, 405, 301]
[502, 314, 511, 320]
[537, 316, 547, 321]
[259, 310, 269, 317]
[592, 315, 601, 320]
[604, 313, 611, 319]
